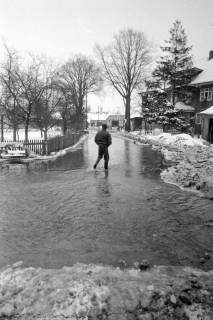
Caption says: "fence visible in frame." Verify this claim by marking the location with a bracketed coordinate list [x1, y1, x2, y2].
[2, 131, 84, 156]
[45, 131, 83, 155]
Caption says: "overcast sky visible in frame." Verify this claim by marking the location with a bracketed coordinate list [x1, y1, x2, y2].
[0, 0, 213, 112]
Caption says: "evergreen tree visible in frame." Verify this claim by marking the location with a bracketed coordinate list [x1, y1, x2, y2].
[153, 20, 193, 103]
[142, 90, 191, 133]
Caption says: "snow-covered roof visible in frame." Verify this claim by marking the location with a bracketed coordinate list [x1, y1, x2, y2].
[174, 101, 195, 112]
[199, 106, 213, 115]
[130, 111, 142, 119]
[106, 114, 125, 120]
[189, 59, 213, 85]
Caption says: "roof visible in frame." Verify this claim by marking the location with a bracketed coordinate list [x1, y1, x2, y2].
[106, 114, 125, 120]
[189, 59, 213, 85]
[139, 88, 165, 95]
[174, 101, 195, 112]
[199, 106, 213, 115]
[130, 111, 143, 119]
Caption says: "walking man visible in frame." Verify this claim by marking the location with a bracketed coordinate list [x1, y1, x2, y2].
[94, 124, 112, 170]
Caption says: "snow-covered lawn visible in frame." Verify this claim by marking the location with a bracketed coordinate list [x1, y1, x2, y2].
[3, 127, 62, 141]
[125, 131, 213, 199]
[0, 128, 86, 162]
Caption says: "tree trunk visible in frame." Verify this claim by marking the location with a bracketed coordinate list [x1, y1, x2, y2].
[44, 129, 48, 140]
[13, 99, 17, 141]
[76, 111, 84, 131]
[125, 95, 131, 131]
[62, 117, 67, 135]
[171, 83, 176, 105]
[13, 125, 16, 142]
[25, 122, 29, 142]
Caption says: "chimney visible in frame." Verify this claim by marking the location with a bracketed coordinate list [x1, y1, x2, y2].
[209, 50, 213, 60]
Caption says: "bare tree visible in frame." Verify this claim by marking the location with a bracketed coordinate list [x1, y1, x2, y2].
[54, 79, 76, 135]
[0, 45, 21, 141]
[13, 57, 45, 141]
[59, 55, 102, 130]
[0, 47, 45, 141]
[34, 61, 63, 140]
[96, 29, 152, 131]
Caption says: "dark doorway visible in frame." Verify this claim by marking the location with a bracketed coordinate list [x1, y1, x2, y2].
[112, 120, 119, 127]
[209, 119, 213, 143]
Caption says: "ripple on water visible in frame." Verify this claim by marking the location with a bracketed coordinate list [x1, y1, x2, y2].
[0, 135, 213, 270]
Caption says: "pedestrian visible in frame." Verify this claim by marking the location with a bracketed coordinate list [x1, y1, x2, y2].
[93, 124, 112, 170]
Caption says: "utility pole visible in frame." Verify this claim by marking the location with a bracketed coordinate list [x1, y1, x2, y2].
[98, 105, 100, 121]
[0, 103, 4, 142]
[85, 88, 88, 129]
[0, 114, 3, 142]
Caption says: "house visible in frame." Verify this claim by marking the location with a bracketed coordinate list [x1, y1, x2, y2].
[87, 112, 109, 127]
[144, 51, 213, 138]
[130, 111, 143, 131]
[199, 106, 213, 143]
[174, 101, 195, 122]
[185, 51, 213, 134]
[105, 114, 125, 130]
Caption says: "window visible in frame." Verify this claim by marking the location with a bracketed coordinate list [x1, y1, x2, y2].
[200, 88, 213, 102]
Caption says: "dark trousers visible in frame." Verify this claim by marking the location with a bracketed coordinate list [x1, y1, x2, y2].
[94, 145, 109, 169]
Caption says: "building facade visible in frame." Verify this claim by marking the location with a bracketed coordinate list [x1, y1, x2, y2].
[106, 114, 125, 130]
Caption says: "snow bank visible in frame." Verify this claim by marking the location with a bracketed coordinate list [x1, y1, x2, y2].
[143, 133, 205, 148]
[125, 131, 213, 198]
[0, 262, 212, 319]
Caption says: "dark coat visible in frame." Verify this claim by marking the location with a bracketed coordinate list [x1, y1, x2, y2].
[95, 130, 112, 147]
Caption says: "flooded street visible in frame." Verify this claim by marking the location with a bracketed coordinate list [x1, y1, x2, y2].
[0, 134, 213, 270]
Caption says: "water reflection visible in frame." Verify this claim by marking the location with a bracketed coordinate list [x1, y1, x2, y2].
[124, 140, 131, 177]
[95, 171, 111, 197]
[0, 135, 213, 270]
[48, 148, 85, 171]
[94, 170, 112, 215]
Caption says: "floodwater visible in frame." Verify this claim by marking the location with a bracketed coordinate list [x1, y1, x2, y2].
[0, 134, 213, 270]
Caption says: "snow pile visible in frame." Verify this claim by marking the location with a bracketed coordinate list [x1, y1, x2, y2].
[0, 262, 212, 319]
[125, 131, 213, 198]
[145, 133, 205, 149]
[125, 131, 206, 150]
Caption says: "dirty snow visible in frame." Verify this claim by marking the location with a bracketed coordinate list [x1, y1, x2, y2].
[125, 131, 213, 199]
[0, 262, 212, 319]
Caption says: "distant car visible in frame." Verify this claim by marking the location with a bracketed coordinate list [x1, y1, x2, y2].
[0, 144, 28, 163]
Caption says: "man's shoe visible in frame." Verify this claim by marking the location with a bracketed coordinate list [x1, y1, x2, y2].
[93, 164, 97, 169]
